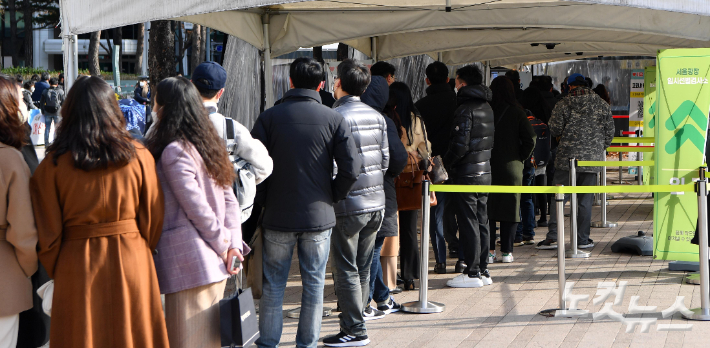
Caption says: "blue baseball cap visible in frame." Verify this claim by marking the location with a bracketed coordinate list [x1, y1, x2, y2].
[192, 61, 227, 90]
[567, 73, 586, 86]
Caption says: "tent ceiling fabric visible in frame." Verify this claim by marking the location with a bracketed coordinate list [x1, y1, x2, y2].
[60, 0, 710, 66]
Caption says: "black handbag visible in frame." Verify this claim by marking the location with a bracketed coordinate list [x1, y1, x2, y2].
[220, 287, 260, 348]
[428, 155, 448, 184]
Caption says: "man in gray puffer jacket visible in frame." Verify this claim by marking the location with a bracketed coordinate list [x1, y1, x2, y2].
[325, 59, 389, 347]
[537, 73, 614, 250]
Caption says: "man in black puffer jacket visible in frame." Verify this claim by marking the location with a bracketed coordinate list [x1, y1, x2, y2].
[443, 65, 495, 289]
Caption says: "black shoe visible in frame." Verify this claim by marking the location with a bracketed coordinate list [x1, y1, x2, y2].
[537, 220, 548, 227]
[434, 263, 446, 274]
[403, 279, 415, 291]
[454, 260, 467, 273]
[323, 331, 371, 347]
[536, 239, 558, 250]
[396, 274, 403, 285]
[377, 296, 402, 314]
[362, 306, 386, 321]
[389, 287, 403, 295]
[448, 249, 458, 258]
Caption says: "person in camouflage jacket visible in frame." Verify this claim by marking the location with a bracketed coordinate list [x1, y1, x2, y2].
[537, 73, 614, 250]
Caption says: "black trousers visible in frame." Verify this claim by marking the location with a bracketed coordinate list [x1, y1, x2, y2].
[398, 210, 420, 280]
[449, 174, 491, 275]
[535, 174, 548, 219]
[490, 220, 519, 254]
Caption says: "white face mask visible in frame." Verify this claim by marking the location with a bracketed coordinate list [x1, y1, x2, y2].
[31, 87, 35, 93]
[140, 81, 146, 87]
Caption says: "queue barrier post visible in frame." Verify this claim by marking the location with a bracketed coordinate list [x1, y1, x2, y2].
[684, 167, 710, 321]
[540, 191, 570, 317]
[568, 159, 590, 258]
[591, 155, 618, 228]
[402, 180, 445, 314]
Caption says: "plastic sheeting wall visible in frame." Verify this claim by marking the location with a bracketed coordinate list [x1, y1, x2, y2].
[219, 35, 262, 130]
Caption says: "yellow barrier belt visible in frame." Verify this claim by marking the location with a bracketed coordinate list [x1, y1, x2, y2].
[607, 146, 655, 153]
[577, 160, 654, 167]
[429, 184, 696, 194]
[611, 137, 655, 144]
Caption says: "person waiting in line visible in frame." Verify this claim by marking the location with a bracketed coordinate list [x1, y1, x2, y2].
[443, 65, 494, 288]
[537, 73, 615, 250]
[21, 81, 37, 110]
[147, 77, 246, 348]
[521, 86, 553, 228]
[323, 59, 389, 347]
[31, 72, 49, 103]
[39, 78, 65, 146]
[415, 61, 459, 274]
[361, 74, 408, 318]
[0, 75, 39, 348]
[385, 82, 431, 292]
[505, 69, 525, 105]
[371, 61, 396, 86]
[593, 84, 611, 105]
[134, 76, 152, 129]
[191, 61, 273, 183]
[31, 76, 168, 348]
[251, 58, 360, 348]
[487, 77, 536, 264]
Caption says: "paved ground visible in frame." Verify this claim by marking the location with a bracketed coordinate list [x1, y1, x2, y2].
[263, 173, 710, 348]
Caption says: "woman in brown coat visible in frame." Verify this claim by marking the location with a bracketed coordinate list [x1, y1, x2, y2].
[30, 76, 169, 348]
[0, 76, 38, 348]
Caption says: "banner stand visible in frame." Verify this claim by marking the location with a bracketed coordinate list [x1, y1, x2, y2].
[592, 155, 618, 228]
[569, 159, 590, 258]
[402, 180, 445, 314]
[684, 167, 710, 321]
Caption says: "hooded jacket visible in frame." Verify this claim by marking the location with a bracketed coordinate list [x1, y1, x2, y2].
[333, 95, 390, 217]
[416, 83, 458, 157]
[251, 88, 360, 232]
[549, 86, 614, 173]
[443, 84, 495, 177]
[360, 76, 408, 237]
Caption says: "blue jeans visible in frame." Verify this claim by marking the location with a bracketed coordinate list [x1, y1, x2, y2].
[44, 114, 58, 146]
[516, 167, 536, 241]
[256, 229, 332, 348]
[429, 191, 448, 264]
[368, 236, 390, 305]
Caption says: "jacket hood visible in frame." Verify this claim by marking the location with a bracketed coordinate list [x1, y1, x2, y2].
[425, 82, 454, 96]
[332, 94, 361, 109]
[360, 76, 389, 112]
[457, 84, 493, 105]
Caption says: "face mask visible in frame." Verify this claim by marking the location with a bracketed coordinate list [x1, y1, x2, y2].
[31, 87, 35, 93]
[140, 81, 147, 87]
[454, 87, 458, 94]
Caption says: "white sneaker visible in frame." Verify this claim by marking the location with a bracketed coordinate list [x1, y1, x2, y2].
[481, 269, 493, 286]
[487, 252, 495, 264]
[501, 253, 514, 263]
[446, 273, 484, 288]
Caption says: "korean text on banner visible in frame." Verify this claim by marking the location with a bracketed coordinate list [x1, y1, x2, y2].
[643, 67, 657, 186]
[654, 48, 710, 261]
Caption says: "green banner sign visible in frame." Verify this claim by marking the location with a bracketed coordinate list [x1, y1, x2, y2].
[643, 67, 656, 186]
[654, 48, 710, 261]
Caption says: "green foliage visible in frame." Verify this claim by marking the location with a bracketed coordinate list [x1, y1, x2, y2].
[1, 68, 140, 81]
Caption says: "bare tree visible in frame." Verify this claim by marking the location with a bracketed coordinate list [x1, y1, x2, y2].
[135, 23, 145, 74]
[149, 20, 175, 86]
[22, 0, 32, 67]
[175, 22, 194, 76]
[8, 0, 19, 67]
[99, 31, 114, 71]
[190, 24, 203, 75]
[88, 30, 102, 76]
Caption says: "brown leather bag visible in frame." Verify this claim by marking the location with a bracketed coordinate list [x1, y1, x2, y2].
[396, 153, 437, 210]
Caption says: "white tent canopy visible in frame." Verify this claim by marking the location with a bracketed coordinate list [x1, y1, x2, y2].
[60, 0, 710, 94]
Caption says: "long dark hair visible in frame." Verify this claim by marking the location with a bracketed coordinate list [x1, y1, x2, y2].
[385, 82, 421, 145]
[0, 76, 26, 149]
[48, 76, 135, 170]
[522, 86, 551, 123]
[490, 76, 522, 113]
[146, 77, 235, 187]
[593, 84, 611, 104]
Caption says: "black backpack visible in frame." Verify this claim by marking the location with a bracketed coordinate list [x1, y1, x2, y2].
[525, 111, 551, 168]
[45, 89, 60, 113]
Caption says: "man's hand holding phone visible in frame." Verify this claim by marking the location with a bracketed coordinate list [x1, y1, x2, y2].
[224, 248, 244, 275]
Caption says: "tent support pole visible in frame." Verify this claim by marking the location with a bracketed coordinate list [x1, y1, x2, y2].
[371, 37, 377, 61]
[484, 61, 491, 86]
[63, 34, 78, 92]
[263, 13, 274, 108]
[437, 52, 442, 62]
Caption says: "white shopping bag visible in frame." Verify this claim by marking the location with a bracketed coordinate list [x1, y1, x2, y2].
[29, 111, 57, 146]
[36, 279, 54, 316]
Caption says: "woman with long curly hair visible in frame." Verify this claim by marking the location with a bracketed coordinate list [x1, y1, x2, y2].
[147, 77, 247, 348]
[30, 76, 168, 348]
[0, 75, 38, 348]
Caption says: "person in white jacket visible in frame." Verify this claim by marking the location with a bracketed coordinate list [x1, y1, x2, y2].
[191, 61, 273, 185]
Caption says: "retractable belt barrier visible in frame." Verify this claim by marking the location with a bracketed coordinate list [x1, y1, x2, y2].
[607, 146, 655, 152]
[611, 137, 656, 144]
[578, 160, 654, 167]
[409, 166, 709, 322]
